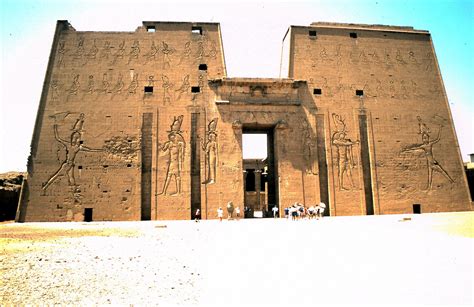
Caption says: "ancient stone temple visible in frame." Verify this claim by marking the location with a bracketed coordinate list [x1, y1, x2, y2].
[16, 20, 472, 222]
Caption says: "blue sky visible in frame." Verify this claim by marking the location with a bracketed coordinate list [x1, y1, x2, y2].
[1, 0, 473, 172]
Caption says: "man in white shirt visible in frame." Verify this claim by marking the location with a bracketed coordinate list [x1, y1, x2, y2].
[272, 205, 279, 218]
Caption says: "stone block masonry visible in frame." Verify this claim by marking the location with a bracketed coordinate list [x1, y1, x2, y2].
[16, 21, 472, 222]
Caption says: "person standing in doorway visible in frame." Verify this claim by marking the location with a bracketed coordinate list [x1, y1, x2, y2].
[272, 205, 279, 218]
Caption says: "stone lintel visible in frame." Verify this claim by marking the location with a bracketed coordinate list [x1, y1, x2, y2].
[210, 78, 306, 106]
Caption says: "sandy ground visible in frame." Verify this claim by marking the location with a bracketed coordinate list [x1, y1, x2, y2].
[1, 212, 473, 306]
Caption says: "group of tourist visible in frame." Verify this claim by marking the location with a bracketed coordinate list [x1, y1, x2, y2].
[284, 202, 326, 220]
[194, 201, 326, 221]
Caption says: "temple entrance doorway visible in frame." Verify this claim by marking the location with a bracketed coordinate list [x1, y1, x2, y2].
[242, 127, 278, 218]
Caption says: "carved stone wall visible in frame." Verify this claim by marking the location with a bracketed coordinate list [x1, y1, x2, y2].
[18, 21, 226, 221]
[288, 23, 471, 215]
[17, 21, 471, 221]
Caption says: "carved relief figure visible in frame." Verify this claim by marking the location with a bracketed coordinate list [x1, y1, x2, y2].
[319, 47, 329, 62]
[202, 118, 218, 184]
[128, 73, 138, 94]
[99, 41, 112, 60]
[400, 80, 408, 98]
[85, 75, 94, 94]
[57, 40, 67, 67]
[359, 50, 368, 63]
[87, 40, 98, 60]
[389, 80, 396, 98]
[128, 40, 140, 64]
[424, 52, 434, 71]
[195, 41, 205, 61]
[302, 119, 318, 175]
[73, 37, 85, 60]
[113, 40, 126, 64]
[101, 73, 110, 93]
[42, 113, 102, 191]
[113, 73, 124, 92]
[334, 44, 342, 66]
[144, 41, 159, 63]
[160, 41, 175, 69]
[147, 75, 155, 87]
[408, 51, 417, 64]
[401, 116, 454, 190]
[396, 49, 406, 65]
[175, 74, 190, 100]
[50, 80, 60, 100]
[159, 116, 185, 195]
[411, 80, 420, 97]
[178, 41, 191, 65]
[321, 77, 333, 97]
[162, 74, 173, 103]
[67, 74, 80, 99]
[207, 40, 218, 58]
[331, 113, 359, 191]
[368, 50, 381, 63]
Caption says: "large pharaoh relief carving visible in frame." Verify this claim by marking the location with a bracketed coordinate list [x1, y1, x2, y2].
[331, 113, 359, 191]
[400, 116, 454, 190]
[158, 116, 186, 196]
[42, 113, 102, 199]
[43, 113, 140, 200]
[202, 118, 218, 184]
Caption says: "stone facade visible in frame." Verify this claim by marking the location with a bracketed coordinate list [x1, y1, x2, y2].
[16, 21, 472, 222]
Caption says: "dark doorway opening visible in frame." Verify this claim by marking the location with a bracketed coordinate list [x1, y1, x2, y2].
[413, 204, 421, 214]
[84, 208, 93, 222]
[242, 127, 277, 218]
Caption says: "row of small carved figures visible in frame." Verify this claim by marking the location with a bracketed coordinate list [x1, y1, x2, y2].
[56, 37, 218, 67]
[311, 77, 437, 98]
[50, 72, 206, 99]
[309, 46, 435, 70]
